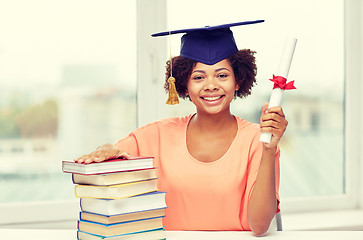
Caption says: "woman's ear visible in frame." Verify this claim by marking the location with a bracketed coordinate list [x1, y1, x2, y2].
[235, 84, 240, 91]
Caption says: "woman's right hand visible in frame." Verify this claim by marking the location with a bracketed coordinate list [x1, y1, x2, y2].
[74, 143, 130, 164]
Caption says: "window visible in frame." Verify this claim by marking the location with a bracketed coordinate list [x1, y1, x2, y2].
[0, 0, 137, 215]
[1, 0, 361, 228]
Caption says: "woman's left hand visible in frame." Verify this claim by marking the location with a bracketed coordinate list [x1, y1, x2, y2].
[260, 102, 288, 149]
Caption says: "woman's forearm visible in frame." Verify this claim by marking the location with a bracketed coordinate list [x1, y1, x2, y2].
[247, 146, 277, 236]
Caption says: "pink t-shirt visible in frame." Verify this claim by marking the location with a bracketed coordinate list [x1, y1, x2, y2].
[115, 114, 280, 231]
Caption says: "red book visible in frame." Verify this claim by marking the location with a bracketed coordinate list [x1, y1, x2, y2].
[62, 156, 154, 175]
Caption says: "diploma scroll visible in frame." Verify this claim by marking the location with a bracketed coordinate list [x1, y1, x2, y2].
[260, 37, 297, 144]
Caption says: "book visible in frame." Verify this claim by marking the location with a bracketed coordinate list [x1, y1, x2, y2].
[80, 208, 166, 225]
[80, 191, 167, 216]
[72, 168, 157, 186]
[77, 216, 164, 237]
[75, 179, 158, 199]
[62, 156, 154, 175]
[77, 228, 166, 240]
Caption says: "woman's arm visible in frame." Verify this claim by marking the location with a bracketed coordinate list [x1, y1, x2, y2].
[248, 103, 287, 236]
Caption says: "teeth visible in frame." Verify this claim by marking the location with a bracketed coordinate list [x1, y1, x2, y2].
[203, 96, 220, 101]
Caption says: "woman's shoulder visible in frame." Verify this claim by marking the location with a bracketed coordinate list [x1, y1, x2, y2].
[235, 116, 261, 140]
[158, 114, 192, 125]
[235, 116, 260, 131]
[134, 115, 192, 132]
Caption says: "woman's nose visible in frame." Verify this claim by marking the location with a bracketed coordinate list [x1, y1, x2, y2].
[203, 77, 219, 91]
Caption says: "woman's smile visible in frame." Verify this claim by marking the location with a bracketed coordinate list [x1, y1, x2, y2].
[187, 59, 238, 115]
[200, 95, 226, 107]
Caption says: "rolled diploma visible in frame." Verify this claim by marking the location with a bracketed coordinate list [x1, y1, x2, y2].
[260, 37, 297, 143]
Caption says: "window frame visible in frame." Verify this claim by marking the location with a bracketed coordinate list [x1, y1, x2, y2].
[0, 0, 362, 227]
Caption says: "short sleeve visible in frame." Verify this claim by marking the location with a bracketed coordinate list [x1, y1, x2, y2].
[112, 121, 163, 169]
[114, 133, 140, 156]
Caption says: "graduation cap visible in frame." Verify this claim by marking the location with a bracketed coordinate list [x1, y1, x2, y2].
[151, 20, 264, 104]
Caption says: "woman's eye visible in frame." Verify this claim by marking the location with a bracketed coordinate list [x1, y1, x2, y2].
[218, 74, 228, 79]
[193, 76, 204, 80]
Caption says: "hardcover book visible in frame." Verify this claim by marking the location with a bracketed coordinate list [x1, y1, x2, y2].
[80, 208, 166, 225]
[80, 191, 167, 216]
[72, 168, 157, 186]
[75, 179, 158, 199]
[77, 228, 166, 240]
[62, 156, 154, 175]
[77, 216, 164, 237]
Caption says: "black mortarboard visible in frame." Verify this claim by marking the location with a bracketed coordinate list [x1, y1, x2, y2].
[151, 20, 264, 65]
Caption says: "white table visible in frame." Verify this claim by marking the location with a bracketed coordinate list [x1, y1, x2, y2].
[0, 229, 363, 239]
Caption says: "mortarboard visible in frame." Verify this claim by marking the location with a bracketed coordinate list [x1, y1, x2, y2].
[151, 20, 264, 105]
[152, 20, 264, 65]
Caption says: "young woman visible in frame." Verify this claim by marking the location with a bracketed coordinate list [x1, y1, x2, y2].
[75, 21, 288, 235]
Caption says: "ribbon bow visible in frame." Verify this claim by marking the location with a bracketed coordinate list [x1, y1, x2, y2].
[270, 75, 296, 90]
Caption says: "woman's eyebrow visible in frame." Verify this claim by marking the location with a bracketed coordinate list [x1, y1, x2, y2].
[192, 68, 231, 74]
[215, 67, 231, 72]
[191, 70, 206, 74]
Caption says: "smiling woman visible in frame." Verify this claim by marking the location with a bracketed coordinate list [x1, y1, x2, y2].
[74, 19, 287, 235]
[163, 0, 348, 209]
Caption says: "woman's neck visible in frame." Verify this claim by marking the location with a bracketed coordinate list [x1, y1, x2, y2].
[191, 110, 236, 132]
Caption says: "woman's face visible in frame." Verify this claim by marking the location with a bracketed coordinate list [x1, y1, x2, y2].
[187, 59, 239, 116]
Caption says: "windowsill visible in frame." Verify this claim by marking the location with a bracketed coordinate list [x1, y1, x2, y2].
[1, 204, 363, 231]
[0, 200, 79, 226]
[282, 209, 363, 231]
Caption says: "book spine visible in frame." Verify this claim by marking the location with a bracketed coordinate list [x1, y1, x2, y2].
[78, 215, 164, 227]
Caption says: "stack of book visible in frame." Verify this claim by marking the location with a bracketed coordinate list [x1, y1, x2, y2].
[62, 156, 167, 240]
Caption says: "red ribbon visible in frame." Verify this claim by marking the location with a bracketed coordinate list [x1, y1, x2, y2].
[270, 75, 296, 90]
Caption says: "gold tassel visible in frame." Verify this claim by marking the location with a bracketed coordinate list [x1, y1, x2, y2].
[166, 76, 179, 105]
[166, 32, 179, 105]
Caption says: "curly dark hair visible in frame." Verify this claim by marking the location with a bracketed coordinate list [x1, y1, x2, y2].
[164, 49, 257, 99]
